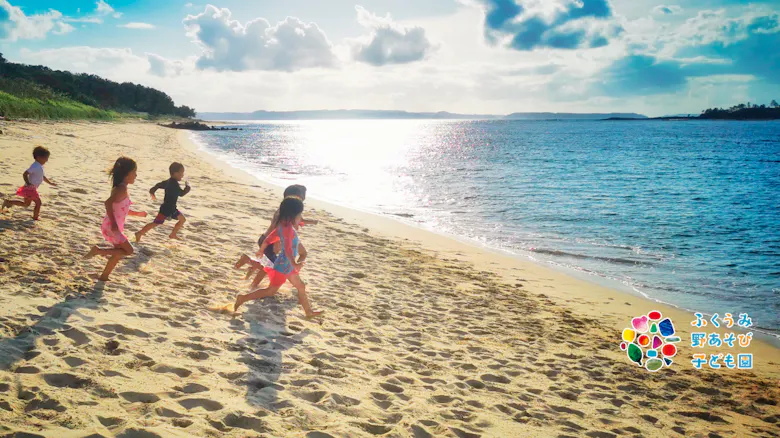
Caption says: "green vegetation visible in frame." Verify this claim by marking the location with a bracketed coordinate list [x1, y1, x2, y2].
[0, 52, 195, 120]
[700, 100, 780, 120]
[0, 77, 118, 120]
[0, 91, 118, 120]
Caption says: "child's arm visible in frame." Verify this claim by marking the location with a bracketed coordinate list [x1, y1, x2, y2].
[297, 243, 307, 264]
[301, 217, 319, 225]
[128, 210, 148, 218]
[263, 208, 281, 237]
[22, 171, 31, 186]
[149, 181, 164, 201]
[43, 176, 57, 187]
[282, 228, 303, 271]
[105, 186, 125, 230]
[181, 181, 191, 197]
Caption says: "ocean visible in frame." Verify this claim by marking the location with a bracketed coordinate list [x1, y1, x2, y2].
[191, 119, 780, 333]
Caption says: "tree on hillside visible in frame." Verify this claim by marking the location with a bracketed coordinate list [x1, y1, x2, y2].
[0, 53, 6, 64]
[0, 57, 193, 116]
[772, 100, 779, 108]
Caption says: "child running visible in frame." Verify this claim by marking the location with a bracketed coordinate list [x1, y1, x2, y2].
[233, 197, 323, 318]
[2, 146, 57, 220]
[234, 184, 318, 290]
[85, 157, 147, 281]
[135, 162, 190, 242]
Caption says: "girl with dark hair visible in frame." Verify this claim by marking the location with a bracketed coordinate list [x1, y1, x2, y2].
[233, 197, 323, 318]
[234, 185, 319, 288]
[84, 157, 147, 281]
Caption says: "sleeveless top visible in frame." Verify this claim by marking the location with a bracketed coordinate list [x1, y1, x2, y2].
[266, 224, 299, 275]
[102, 195, 132, 232]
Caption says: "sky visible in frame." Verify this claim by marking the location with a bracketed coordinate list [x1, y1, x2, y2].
[1, 0, 779, 116]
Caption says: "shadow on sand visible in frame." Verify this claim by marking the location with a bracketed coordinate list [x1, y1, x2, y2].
[230, 292, 313, 413]
[0, 283, 105, 371]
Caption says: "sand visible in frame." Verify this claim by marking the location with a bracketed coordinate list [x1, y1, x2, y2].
[0, 120, 777, 438]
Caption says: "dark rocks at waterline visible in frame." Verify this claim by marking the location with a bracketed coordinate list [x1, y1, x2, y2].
[159, 121, 242, 131]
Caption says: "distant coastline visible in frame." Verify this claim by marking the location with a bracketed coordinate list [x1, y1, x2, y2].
[197, 109, 648, 121]
[606, 104, 780, 121]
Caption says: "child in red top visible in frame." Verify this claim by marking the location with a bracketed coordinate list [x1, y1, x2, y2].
[233, 197, 323, 318]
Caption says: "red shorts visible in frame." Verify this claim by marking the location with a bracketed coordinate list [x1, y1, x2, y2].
[16, 185, 40, 202]
[265, 267, 289, 287]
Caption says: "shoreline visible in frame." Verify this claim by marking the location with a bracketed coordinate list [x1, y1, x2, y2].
[0, 120, 777, 437]
[183, 129, 780, 350]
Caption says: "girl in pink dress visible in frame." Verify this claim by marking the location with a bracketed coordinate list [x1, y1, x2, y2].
[85, 157, 147, 281]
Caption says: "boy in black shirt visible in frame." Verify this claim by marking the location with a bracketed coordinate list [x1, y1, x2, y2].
[135, 162, 190, 242]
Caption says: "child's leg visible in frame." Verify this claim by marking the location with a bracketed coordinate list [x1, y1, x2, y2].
[86, 241, 134, 281]
[134, 222, 159, 242]
[170, 214, 186, 239]
[235, 254, 251, 270]
[287, 274, 323, 318]
[32, 199, 41, 220]
[249, 268, 267, 289]
[233, 283, 283, 311]
[244, 265, 258, 279]
[3, 198, 32, 210]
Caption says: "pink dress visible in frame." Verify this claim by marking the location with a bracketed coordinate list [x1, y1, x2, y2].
[101, 196, 131, 245]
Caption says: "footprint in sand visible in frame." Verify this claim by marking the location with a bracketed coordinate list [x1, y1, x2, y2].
[43, 373, 92, 389]
[178, 398, 223, 412]
[174, 383, 209, 394]
[119, 392, 160, 404]
[151, 364, 192, 378]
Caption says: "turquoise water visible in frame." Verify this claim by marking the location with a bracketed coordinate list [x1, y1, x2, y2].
[192, 120, 780, 333]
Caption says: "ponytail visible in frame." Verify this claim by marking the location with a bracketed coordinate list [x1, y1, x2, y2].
[108, 157, 137, 187]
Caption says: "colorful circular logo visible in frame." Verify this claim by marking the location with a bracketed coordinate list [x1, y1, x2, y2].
[620, 310, 680, 372]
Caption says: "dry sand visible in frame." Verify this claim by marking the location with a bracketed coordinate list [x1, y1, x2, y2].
[0, 120, 778, 438]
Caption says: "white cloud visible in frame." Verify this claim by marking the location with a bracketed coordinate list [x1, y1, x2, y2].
[147, 53, 185, 77]
[64, 16, 103, 24]
[62, 1, 120, 25]
[18, 47, 150, 82]
[183, 5, 337, 72]
[351, 6, 436, 66]
[119, 22, 155, 29]
[95, 0, 115, 16]
[0, 0, 65, 41]
[53, 21, 74, 35]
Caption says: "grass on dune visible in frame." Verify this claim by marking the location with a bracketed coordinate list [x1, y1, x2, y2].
[0, 91, 119, 120]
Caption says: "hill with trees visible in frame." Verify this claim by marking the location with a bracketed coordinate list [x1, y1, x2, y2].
[700, 101, 780, 120]
[0, 53, 194, 119]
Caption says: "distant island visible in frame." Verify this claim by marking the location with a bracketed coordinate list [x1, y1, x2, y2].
[197, 110, 648, 121]
[606, 101, 780, 121]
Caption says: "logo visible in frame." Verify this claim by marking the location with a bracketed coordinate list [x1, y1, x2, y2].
[620, 310, 680, 372]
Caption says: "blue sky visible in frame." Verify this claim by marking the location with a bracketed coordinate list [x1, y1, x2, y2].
[1, 0, 778, 116]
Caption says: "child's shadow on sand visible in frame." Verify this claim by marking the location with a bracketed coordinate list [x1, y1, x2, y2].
[0, 283, 105, 371]
[232, 293, 313, 412]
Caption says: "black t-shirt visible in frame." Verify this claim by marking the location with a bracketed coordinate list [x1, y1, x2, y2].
[151, 178, 189, 216]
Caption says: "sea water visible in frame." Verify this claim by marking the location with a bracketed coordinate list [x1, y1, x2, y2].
[191, 119, 780, 333]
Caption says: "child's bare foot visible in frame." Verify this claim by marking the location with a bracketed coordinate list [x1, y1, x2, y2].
[134, 231, 143, 242]
[235, 254, 250, 270]
[84, 246, 99, 259]
[305, 309, 325, 319]
[88, 273, 110, 282]
[169, 233, 182, 240]
[1, 200, 8, 211]
[233, 294, 248, 312]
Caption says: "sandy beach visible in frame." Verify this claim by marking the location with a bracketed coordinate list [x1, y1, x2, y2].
[0, 120, 778, 438]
